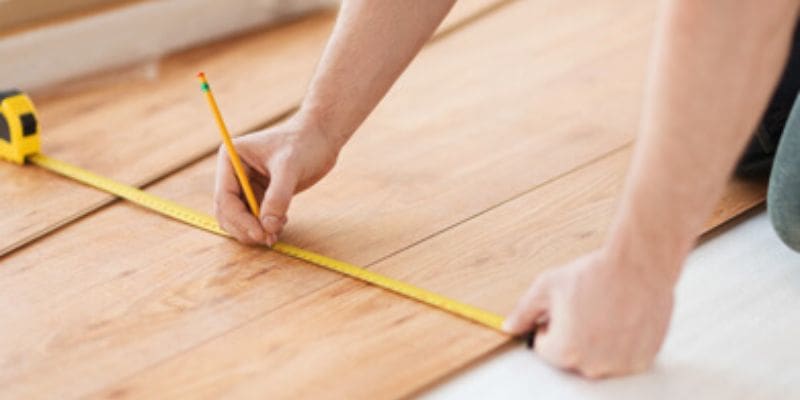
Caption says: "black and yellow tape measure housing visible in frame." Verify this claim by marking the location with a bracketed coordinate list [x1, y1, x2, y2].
[0, 90, 40, 165]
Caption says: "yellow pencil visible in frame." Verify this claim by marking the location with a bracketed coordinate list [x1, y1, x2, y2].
[197, 71, 260, 218]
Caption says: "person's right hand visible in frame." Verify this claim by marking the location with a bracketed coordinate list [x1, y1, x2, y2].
[214, 115, 342, 246]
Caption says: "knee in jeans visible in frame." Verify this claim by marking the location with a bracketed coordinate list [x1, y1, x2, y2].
[769, 197, 800, 252]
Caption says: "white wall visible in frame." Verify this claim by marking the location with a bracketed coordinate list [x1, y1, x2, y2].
[0, 0, 337, 91]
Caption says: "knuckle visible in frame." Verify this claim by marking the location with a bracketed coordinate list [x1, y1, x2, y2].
[271, 153, 294, 170]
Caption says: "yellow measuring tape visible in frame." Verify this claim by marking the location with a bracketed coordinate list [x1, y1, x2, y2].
[28, 153, 506, 331]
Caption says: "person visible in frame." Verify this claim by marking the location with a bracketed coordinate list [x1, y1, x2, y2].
[213, 0, 800, 378]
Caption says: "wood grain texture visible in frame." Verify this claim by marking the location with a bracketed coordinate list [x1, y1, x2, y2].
[84, 149, 763, 400]
[89, 150, 632, 400]
[1, 0, 656, 397]
[253, 0, 656, 262]
[0, 0, 504, 256]
[0, 0, 766, 398]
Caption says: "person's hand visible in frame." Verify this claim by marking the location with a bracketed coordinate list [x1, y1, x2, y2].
[503, 247, 676, 378]
[214, 115, 342, 246]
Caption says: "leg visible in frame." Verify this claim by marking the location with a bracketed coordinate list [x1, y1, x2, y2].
[768, 94, 800, 252]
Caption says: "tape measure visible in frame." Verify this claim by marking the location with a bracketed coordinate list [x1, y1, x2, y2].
[2, 90, 506, 332]
[0, 90, 40, 165]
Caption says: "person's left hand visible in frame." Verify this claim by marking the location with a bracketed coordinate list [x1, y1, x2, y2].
[502, 248, 676, 378]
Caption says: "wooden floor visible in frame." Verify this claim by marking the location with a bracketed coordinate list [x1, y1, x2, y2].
[0, 1, 766, 398]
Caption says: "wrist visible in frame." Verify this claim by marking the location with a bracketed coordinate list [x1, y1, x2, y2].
[287, 110, 348, 156]
[295, 101, 353, 151]
[600, 217, 691, 290]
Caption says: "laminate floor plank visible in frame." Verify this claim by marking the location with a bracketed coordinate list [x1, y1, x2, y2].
[0, 0, 504, 255]
[88, 149, 763, 400]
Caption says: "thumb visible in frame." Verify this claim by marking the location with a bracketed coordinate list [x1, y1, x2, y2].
[260, 168, 297, 244]
[502, 278, 550, 336]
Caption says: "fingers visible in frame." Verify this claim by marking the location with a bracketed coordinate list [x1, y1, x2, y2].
[216, 192, 267, 245]
[529, 296, 588, 375]
[535, 326, 582, 374]
[502, 277, 550, 335]
[259, 166, 298, 246]
[214, 146, 265, 244]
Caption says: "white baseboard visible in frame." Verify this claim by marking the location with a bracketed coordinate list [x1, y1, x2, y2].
[0, 0, 336, 91]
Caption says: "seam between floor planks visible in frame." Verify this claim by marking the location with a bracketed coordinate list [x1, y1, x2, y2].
[80, 140, 634, 398]
[7, 0, 768, 394]
[9, 1, 628, 396]
[12, 2, 657, 389]
[82, 134, 760, 397]
[0, 0, 517, 259]
[364, 144, 633, 268]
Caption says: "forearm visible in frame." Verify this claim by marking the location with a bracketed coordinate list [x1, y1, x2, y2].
[298, 0, 455, 147]
[607, 0, 800, 282]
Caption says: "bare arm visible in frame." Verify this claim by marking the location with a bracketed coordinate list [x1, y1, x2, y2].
[609, 0, 800, 282]
[214, 1, 454, 245]
[505, 0, 800, 378]
[300, 0, 457, 147]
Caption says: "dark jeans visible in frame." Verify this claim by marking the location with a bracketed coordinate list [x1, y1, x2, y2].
[737, 22, 800, 252]
[769, 97, 800, 251]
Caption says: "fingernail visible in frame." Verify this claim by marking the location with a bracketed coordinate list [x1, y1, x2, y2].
[261, 215, 283, 232]
[266, 233, 278, 247]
